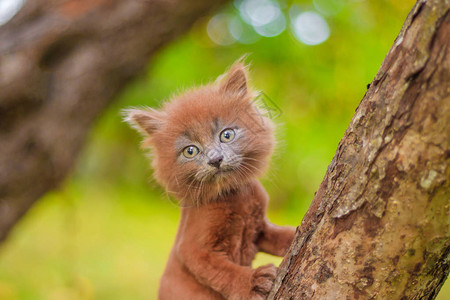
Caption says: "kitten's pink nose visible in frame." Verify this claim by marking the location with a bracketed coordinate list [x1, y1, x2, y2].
[208, 155, 223, 169]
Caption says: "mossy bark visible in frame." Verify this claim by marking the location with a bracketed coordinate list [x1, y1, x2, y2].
[269, 0, 449, 299]
[0, 0, 228, 243]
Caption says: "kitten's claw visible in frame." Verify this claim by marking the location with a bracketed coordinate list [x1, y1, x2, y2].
[250, 264, 277, 299]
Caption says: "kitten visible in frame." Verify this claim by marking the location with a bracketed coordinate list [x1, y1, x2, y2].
[124, 61, 295, 300]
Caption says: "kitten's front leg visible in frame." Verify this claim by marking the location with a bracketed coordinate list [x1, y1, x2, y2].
[257, 221, 296, 257]
[177, 242, 277, 299]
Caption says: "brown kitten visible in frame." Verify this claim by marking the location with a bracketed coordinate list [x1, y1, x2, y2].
[125, 61, 295, 300]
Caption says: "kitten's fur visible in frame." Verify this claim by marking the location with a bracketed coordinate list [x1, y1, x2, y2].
[125, 61, 295, 300]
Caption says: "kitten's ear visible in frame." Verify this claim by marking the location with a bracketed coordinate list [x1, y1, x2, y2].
[218, 61, 249, 96]
[122, 108, 166, 135]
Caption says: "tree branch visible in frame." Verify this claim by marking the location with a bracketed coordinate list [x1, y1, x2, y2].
[270, 0, 450, 298]
[0, 0, 229, 243]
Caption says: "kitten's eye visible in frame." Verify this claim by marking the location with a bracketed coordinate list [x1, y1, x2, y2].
[220, 129, 235, 143]
[183, 146, 199, 158]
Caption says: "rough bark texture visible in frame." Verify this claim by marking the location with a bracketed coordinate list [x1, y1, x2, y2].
[0, 0, 228, 243]
[269, 0, 449, 299]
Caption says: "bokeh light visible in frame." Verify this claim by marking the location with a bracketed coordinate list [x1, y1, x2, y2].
[228, 16, 260, 44]
[207, 13, 236, 46]
[239, 0, 280, 26]
[288, 3, 302, 21]
[209, 1, 333, 45]
[0, 0, 25, 26]
[237, 0, 286, 37]
[253, 12, 286, 37]
[291, 11, 330, 45]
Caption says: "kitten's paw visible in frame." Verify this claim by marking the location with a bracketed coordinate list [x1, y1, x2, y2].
[249, 264, 277, 299]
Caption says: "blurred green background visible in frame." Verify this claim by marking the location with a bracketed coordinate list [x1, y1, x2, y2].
[0, 0, 448, 299]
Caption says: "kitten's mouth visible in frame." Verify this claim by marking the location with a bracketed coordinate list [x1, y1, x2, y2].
[211, 168, 234, 180]
[215, 168, 232, 175]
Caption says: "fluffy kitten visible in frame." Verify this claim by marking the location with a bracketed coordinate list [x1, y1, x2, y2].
[125, 61, 295, 300]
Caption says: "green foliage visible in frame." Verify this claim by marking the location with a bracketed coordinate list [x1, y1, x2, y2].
[1, 0, 449, 299]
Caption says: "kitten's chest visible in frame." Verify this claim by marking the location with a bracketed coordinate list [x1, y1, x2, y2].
[239, 196, 264, 230]
[223, 193, 265, 264]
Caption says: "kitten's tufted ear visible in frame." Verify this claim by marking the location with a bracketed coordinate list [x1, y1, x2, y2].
[219, 61, 249, 96]
[122, 108, 166, 135]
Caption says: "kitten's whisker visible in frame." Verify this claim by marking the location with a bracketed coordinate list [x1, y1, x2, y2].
[234, 165, 250, 183]
[182, 172, 203, 204]
[239, 162, 257, 176]
[196, 175, 208, 206]
[174, 174, 180, 186]
[241, 161, 261, 172]
[242, 157, 265, 165]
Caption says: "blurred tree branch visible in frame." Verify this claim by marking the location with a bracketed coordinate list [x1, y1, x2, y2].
[0, 0, 229, 243]
[269, 0, 449, 299]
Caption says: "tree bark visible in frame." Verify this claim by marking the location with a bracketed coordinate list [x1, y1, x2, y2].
[269, 0, 449, 299]
[0, 0, 228, 243]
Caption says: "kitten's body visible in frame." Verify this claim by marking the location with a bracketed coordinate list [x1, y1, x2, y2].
[126, 62, 295, 300]
[161, 180, 293, 299]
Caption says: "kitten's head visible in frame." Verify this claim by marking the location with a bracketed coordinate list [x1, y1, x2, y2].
[124, 62, 275, 205]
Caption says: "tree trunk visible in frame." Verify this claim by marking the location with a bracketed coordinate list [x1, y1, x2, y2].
[269, 0, 449, 299]
[0, 0, 228, 243]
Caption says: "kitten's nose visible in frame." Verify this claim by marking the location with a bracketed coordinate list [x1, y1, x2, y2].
[208, 155, 223, 169]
